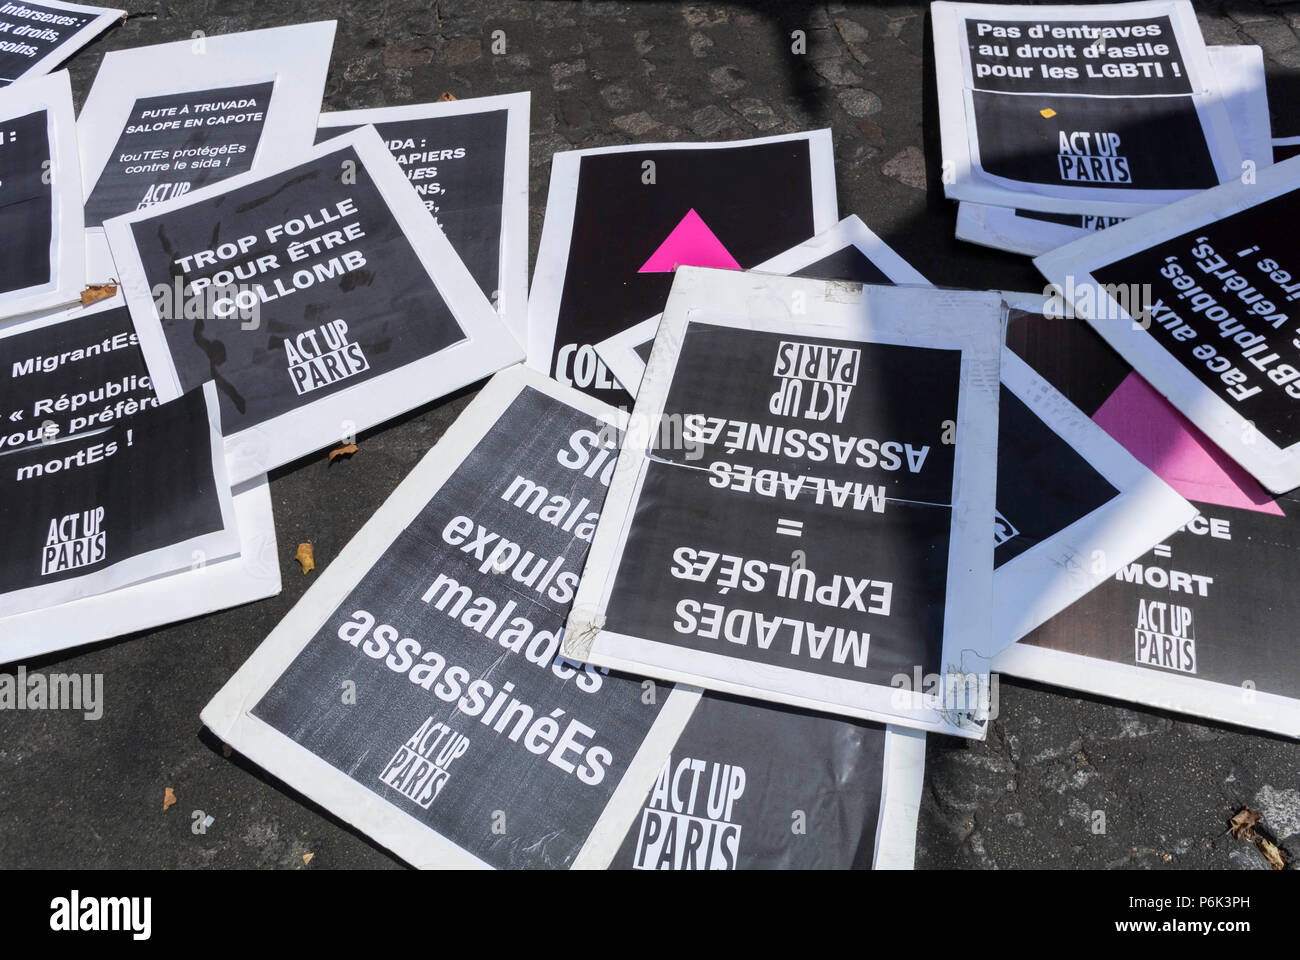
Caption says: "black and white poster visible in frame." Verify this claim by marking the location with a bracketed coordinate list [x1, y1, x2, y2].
[996, 294, 1300, 737]
[1, 104, 51, 295]
[609, 695, 925, 870]
[527, 131, 837, 406]
[0, 295, 279, 663]
[83, 81, 274, 227]
[317, 92, 529, 348]
[564, 269, 1003, 738]
[0, 69, 81, 321]
[1036, 156, 1300, 493]
[596, 216, 930, 398]
[954, 44, 1272, 256]
[0, 0, 121, 88]
[106, 126, 522, 485]
[932, 0, 1240, 217]
[76, 21, 335, 282]
[0, 377, 238, 618]
[0, 297, 157, 449]
[202, 367, 698, 869]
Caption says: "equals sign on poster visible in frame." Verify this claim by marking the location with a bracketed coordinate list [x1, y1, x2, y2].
[1153, 544, 1172, 558]
[776, 518, 803, 537]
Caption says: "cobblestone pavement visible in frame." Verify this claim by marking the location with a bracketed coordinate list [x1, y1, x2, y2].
[1, 0, 1297, 869]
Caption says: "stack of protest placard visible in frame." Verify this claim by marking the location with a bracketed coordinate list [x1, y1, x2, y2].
[1012, 151, 1300, 737]
[3, 22, 529, 660]
[0, 294, 280, 662]
[593, 222, 1197, 665]
[934, 0, 1273, 256]
[0, 57, 282, 663]
[204, 364, 930, 868]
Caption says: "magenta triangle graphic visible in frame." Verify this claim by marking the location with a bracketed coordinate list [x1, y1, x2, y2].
[638, 209, 742, 273]
[1092, 372, 1283, 516]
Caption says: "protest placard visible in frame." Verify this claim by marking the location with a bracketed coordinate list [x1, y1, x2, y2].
[609, 693, 925, 870]
[0, 378, 237, 618]
[317, 93, 530, 348]
[203, 365, 699, 869]
[933, 0, 1240, 217]
[994, 344, 1195, 645]
[106, 125, 522, 484]
[997, 293, 1300, 737]
[527, 131, 837, 406]
[1036, 156, 1300, 493]
[0, 70, 81, 321]
[0, 294, 278, 660]
[0, 0, 121, 87]
[955, 44, 1271, 255]
[77, 21, 335, 282]
[563, 268, 1003, 738]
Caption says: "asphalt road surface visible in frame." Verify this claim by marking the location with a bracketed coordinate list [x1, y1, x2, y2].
[1, 0, 1298, 870]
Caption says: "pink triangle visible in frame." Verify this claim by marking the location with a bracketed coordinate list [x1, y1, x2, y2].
[638, 209, 742, 273]
[1093, 372, 1283, 516]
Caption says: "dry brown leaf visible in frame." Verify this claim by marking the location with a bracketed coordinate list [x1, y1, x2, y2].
[81, 284, 118, 307]
[295, 542, 315, 575]
[438, 91, 457, 101]
[1228, 807, 1288, 870]
[221, 743, 233, 758]
[328, 443, 358, 463]
[302, 853, 315, 865]
[1257, 835, 1287, 870]
[1228, 808, 1260, 838]
[163, 787, 177, 811]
